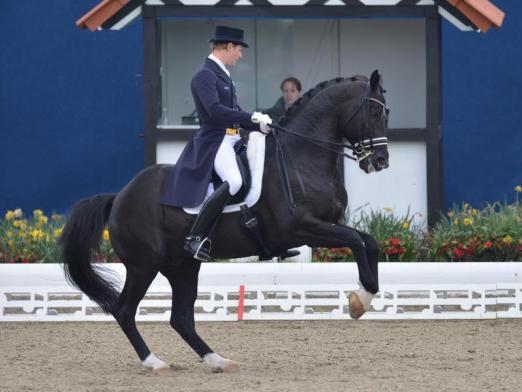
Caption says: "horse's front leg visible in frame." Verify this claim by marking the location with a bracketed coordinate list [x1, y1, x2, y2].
[160, 260, 238, 373]
[295, 216, 379, 319]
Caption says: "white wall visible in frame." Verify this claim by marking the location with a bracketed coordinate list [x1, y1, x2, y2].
[345, 141, 428, 228]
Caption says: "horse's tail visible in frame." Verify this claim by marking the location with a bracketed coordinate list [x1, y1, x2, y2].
[60, 194, 119, 314]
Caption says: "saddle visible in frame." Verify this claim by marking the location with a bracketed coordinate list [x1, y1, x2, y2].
[210, 136, 297, 261]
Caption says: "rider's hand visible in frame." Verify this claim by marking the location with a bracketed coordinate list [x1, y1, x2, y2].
[251, 112, 272, 134]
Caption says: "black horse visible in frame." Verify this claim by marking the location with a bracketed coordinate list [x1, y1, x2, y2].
[60, 70, 389, 374]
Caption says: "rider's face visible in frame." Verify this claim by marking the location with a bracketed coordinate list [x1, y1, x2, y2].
[224, 44, 243, 66]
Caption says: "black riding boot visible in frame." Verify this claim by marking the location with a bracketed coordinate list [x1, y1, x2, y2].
[184, 182, 233, 262]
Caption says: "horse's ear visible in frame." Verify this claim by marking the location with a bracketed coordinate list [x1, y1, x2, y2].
[370, 70, 380, 92]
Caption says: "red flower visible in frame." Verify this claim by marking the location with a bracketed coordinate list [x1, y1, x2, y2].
[484, 241, 492, 249]
[389, 237, 401, 246]
[518, 244, 522, 251]
[452, 247, 466, 259]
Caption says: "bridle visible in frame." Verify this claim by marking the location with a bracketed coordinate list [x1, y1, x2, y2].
[268, 86, 389, 213]
[270, 85, 389, 163]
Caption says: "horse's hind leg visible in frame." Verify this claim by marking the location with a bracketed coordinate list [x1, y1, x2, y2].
[160, 260, 239, 373]
[112, 265, 170, 374]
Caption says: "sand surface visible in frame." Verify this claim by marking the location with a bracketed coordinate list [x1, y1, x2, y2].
[1, 319, 521, 392]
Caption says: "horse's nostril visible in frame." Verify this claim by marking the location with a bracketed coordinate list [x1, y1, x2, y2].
[376, 157, 387, 168]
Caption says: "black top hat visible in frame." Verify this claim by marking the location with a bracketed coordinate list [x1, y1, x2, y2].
[209, 25, 249, 48]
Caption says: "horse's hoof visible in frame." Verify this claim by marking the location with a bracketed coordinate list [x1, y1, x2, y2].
[222, 360, 239, 373]
[210, 359, 239, 374]
[349, 291, 366, 320]
[152, 364, 177, 376]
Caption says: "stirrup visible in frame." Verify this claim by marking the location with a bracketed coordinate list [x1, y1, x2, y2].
[185, 235, 212, 262]
[195, 237, 212, 261]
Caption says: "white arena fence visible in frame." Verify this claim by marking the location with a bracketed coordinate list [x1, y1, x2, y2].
[1, 263, 522, 322]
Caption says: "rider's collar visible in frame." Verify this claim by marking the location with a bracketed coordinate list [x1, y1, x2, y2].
[208, 54, 230, 78]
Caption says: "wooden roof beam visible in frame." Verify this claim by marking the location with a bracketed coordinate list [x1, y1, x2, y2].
[446, 0, 505, 33]
[76, 0, 130, 32]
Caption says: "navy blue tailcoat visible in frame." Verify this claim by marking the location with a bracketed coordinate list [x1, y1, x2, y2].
[160, 58, 257, 208]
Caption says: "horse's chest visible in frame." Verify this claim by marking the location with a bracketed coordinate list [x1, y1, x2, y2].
[307, 180, 347, 223]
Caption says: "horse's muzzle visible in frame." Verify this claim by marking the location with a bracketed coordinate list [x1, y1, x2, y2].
[360, 149, 389, 173]
[374, 156, 389, 171]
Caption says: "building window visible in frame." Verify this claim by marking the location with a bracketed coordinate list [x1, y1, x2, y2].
[159, 18, 426, 129]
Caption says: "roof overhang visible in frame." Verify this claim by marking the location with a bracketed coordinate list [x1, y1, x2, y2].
[76, 0, 505, 33]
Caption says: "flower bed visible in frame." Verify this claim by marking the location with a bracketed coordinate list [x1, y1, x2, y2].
[2, 187, 522, 263]
[0, 209, 118, 263]
[313, 187, 522, 262]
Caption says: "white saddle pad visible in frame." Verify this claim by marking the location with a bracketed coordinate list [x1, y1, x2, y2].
[183, 131, 266, 215]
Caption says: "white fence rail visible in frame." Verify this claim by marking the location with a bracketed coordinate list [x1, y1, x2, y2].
[1, 263, 522, 321]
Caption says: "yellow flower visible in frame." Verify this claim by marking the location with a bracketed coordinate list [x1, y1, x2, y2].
[402, 222, 410, 230]
[383, 207, 393, 213]
[4, 210, 15, 221]
[13, 208, 22, 218]
[33, 209, 44, 218]
[37, 216, 48, 226]
[103, 229, 110, 241]
[6, 230, 13, 238]
[503, 235, 513, 245]
[471, 209, 479, 215]
[51, 213, 61, 221]
[54, 228, 63, 238]
[447, 212, 454, 218]
[463, 203, 470, 211]
[12, 220, 27, 230]
[515, 185, 522, 193]
[7, 240, 14, 248]
[453, 219, 459, 225]
[30, 229, 44, 241]
[463, 218, 473, 226]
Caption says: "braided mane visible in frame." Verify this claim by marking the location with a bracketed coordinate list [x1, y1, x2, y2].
[278, 75, 369, 126]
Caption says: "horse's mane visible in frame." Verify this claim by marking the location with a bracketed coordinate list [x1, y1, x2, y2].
[279, 75, 369, 126]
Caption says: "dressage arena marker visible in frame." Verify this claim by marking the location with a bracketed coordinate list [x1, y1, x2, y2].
[238, 285, 245, 321]
[2, 263, 522, 322]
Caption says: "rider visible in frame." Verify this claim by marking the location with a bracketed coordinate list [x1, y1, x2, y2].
[160, 25, 272, 261]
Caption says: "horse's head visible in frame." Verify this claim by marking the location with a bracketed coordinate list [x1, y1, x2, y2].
[339, 70, 389, 173]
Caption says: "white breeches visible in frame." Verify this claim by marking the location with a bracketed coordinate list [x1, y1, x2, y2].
[214, 134, 242, 196]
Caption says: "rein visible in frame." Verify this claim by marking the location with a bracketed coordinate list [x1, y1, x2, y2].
[269, 123, 358, 161]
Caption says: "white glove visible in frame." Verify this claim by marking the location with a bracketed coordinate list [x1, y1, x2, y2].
[251, 112, 272, 134]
